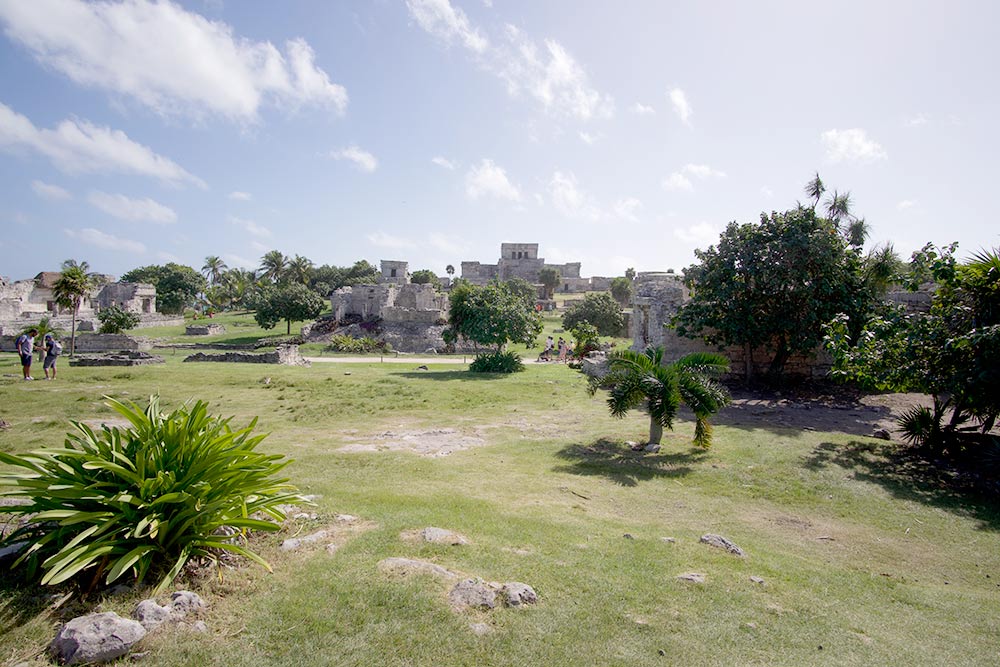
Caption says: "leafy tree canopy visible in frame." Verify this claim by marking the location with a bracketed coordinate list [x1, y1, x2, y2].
[445, 280, 542, 356]
[538, 267, 561, 299]
[98, 306, 140, 334]
[610, 276, 633, 307]
[253, 283, 326, 335]
[410, 269, 441, 288]
[562, 292, 624, 336]
[122, 263, 205, 314]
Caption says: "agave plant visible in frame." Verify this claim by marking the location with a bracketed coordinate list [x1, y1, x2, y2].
[0, 396, 304, 593]
[589, 346, 730, 447]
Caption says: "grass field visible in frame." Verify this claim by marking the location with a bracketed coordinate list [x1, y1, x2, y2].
[1, 352, 998, 666]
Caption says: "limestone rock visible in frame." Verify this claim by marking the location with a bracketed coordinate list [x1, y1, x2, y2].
[643, 443, 661, 453]
[378, 557, 459, 580]
[449, 579, 496, 610]
[873, 428, 891, 441]
[168, 591, 207, 616]
[676, 572, 706, 584]
[281, 529, 331, 551]
[132, 600, 173, 631]
[50, 612, 146, 665]
[501, 582, 537, 607]
[421, 527, 469, 545]
[700, 534, 746, 557]
[750, 576, 766, 585]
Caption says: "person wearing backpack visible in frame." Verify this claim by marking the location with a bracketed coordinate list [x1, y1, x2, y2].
[15, 328, 38, 380]
[43, 333, 62, 380]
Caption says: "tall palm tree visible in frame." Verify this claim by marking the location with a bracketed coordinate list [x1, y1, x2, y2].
[589, 346, 730, 447]
[53, 261, 95, 357]
[201, 256, 228, 286]
[804, 172, 825, 209]
[824, 190, 852, 224]
[446, 264, 455, 278]
[287, 254, 314, 286]
[259, 250, 288, 285]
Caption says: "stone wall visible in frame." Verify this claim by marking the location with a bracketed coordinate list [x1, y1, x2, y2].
[73, 334, 154, 352]
[95, 282, 156, 314]
[186, 324, 226, 335]
[183, 345, 309, 366]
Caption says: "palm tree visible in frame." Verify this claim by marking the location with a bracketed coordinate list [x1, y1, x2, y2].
[589, 346, 730, 447]
[260, 250, 288, 285]
[287, 254, 314, 286]
[446, 264, 455, 278]
[804, 172, 825, 208]
[53, 260, 95, 357]
[202, 256, 228, 286]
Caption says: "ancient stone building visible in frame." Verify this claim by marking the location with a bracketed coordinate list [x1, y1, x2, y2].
[462, 243, 585, 289]
[329, 260, 448, 324]
[0, 273, 156, 320]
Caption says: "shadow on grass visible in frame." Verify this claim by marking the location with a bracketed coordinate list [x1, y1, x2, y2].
[0, 570, 56, 637]
[393, 371, 503, 382]
[804, 440, 1000, 532]
[553, 438, 708, 487]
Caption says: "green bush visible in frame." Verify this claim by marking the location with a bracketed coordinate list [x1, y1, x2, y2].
[562, 292, 624, 336]
[571, 322, 601, 358]
[97, 305, 141, 334]
[469, 350, 524, 373]
[326, 335, 391, 354]
[0, 396, 303, 593]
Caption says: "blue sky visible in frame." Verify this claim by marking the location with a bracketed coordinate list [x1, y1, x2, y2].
[1, 0, 997, 282]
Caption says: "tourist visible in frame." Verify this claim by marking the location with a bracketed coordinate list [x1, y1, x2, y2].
[557, 337, 567, 362]
[15, 328, 37, 380]
[42, 333, 62, 380]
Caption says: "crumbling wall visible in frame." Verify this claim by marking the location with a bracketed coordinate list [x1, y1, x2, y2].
[183, 345, 309, 366]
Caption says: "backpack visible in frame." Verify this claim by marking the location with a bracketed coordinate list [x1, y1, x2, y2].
[51, 340, 63, 356]
[14, 334, 27, 354]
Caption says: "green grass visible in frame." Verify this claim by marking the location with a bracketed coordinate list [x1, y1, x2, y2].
[0, 355, 998, 666]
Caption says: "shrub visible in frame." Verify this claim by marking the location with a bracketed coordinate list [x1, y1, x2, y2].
[562, 292, 624, 336]
[326, 335, 391, 354]
[97, 306, 141, 334]
[571, 322, 601, 358]
[0, 396, 303, 593]
[469, 350, 524, 373]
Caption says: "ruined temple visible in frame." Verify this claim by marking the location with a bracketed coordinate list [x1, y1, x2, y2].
[461, 243, 610, 293]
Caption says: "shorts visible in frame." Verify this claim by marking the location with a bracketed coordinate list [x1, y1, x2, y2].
[19, 353, 31, 367]
[43, 355, 57, 369]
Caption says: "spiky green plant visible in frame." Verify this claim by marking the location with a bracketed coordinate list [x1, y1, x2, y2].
[589, 346, 730, 447]
[0, 396, 303, 593]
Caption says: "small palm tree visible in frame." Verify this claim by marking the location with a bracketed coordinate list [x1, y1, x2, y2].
[287, 254, 314, 286]
[446, 264, 455, 278]
[53, 260, 95, 357]
[805, 172, 825, 208]
[260, 250, 288, 285]
[202, 256, 228, 286]
[589, 346, 730, 447]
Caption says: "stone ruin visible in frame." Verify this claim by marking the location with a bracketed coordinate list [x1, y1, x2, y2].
[630, 272, 938, 381]
[70, 351, 165, 367]
[183, 344, 310, 366]
[185, 324, 226, 336]
[461, 242, 613, 293]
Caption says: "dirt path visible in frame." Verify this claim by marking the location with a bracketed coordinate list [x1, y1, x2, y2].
[304, 355, 564, 365]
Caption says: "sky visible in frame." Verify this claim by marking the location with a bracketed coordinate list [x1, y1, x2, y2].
[1, 0, 998, 283]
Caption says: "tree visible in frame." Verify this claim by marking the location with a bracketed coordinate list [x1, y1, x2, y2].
[673, 174, 891, 381]
[625, 267, 636, 282]
[410, 269, 441, 289]
[346, 260, 378, 284]
[201, 256, 227, 286]
[254, 283, 325, 335]
[122, 264, 206, 314]
[259, 250, 288, 285]
[589, 346, 730, 447]
[287, 255, 314, 286]
[53, 260, 95, 357]
[445, 280, 542, 372]
[98, 305, 141, 334]
[825, 243, 1000, 453]
[562, 292, 624, 336]
[610, 276, 633, 307]
[446, 264, 455, 278]
[538, 267, 561, 299]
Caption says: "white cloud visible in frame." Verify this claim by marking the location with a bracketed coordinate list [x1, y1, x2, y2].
[662, 172, 693, 192]
[631, 102, 655, 115]
[0, 102, 205, 187]
[427, 232, 469, 255]
[366, 231, 415, 249]
[897, 199, 916, 211]
[0, 0, 348, 122]
[904, 113, 928, 128]
[497, 26, 613, 121]
[228, 191, 252, 201]
[760, 186, 774, 198]
[431, 156, 456, 170]
[578, 131, 597, 145]
[669, 87, 691, 125]
[405, 0, 488, 53]
[222, 253, 257, 269]
[821, 128, 888, 163]
[64, 227, 145, 253]
[465, 159, 521, 201]
[31, 180, 71, 200]
[549, 171, 600, 221]
[614, 197, 642, 222]
[229, 215, 271, 238]
[673, 222, 719, 246]
[330, 145, 377, 173]
[88, 191, 177, 224]
[663, 163, 725, 192]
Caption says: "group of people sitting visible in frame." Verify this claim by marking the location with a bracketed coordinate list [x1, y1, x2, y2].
[538, 335, 573, 362]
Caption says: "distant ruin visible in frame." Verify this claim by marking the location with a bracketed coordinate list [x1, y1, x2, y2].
[461, 243, 612, 293]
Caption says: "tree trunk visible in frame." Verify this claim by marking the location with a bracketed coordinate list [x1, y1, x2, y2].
[286, 319, 291, 335]
[767, 339, 790, 382]
[648, 418, 663, 446]
[70, 300, 78, 357]
[743, 342, 753, 385]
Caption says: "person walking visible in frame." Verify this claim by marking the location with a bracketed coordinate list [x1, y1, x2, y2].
[557, 336, 567, 362]
[15, 328, 37, 380]
[42, 333, 62, 380]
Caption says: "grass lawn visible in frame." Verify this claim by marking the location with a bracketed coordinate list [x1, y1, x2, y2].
[1, 355, 997, 666]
